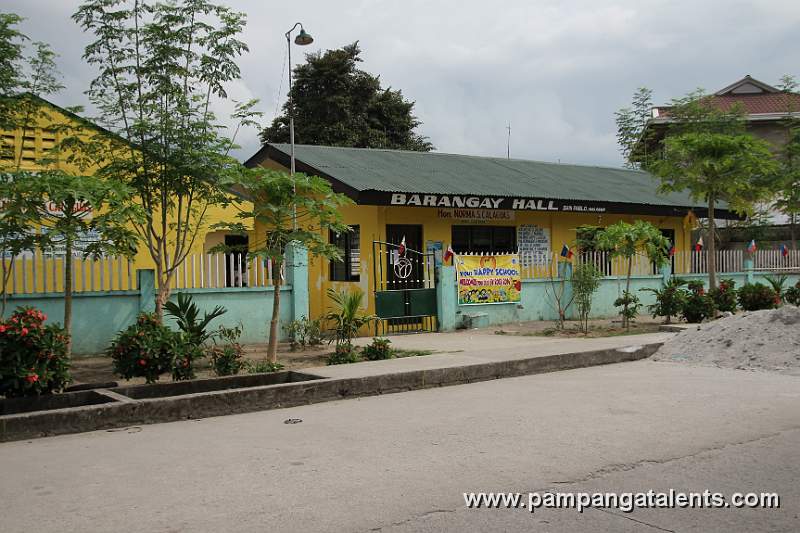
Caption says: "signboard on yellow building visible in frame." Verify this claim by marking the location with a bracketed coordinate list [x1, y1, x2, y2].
[455, 253, 522, 305]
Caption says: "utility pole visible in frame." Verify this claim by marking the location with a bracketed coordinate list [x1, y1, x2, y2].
[506, 123, 511, 159]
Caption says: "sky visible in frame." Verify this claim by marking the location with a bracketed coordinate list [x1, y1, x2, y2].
[5, 0, 800, 167]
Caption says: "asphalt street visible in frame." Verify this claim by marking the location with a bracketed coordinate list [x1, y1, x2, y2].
[1, 359, 798, 532]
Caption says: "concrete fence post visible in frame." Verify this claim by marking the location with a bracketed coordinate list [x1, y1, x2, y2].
[436, 265, 457, 331]
[285, 242, 309, 321]
[137, 269, 156, 313]
[743, 258, 755, 284]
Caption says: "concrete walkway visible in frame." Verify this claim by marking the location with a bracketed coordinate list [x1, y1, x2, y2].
[313, 329, 673, 378]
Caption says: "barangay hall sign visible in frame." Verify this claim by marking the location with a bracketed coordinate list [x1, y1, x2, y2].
[387, 193, 607, 213]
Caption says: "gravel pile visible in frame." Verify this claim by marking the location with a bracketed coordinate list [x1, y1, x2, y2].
[653, 306, 800, 375]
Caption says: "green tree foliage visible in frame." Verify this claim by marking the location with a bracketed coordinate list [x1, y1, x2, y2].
[0, 13, 139, 354]
[261, 42, 432, 151]
[72, 0, 260, 317]
[648, 91, 779, 289]
[0, 13, 67, 315]
[776, 75, 800, 249]
[596, 220, 670, 329]
[615, 87, 654, 169]
[14, 172, 140, 355]
[571, 262, 602, 334]
[213, 169, 352, 363]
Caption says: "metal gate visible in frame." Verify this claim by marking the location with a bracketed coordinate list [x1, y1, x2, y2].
[372, 240, 437, 334]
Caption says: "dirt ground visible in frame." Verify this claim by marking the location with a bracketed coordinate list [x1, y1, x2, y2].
[69, 316, 667, 386]
[492, 316, 664, 338]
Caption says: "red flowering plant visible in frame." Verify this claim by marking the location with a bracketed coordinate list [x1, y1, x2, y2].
[108, 313, 182, 384]
[0, 306, 71, 397]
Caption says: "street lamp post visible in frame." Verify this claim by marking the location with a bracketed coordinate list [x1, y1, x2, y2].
[285, 23, 313, 229]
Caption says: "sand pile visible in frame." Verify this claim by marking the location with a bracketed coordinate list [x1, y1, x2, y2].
[653, 306, 800, 375]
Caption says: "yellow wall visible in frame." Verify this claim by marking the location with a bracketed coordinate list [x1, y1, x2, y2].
[306, 203, 692, 321]
[1, 99, 251, 293]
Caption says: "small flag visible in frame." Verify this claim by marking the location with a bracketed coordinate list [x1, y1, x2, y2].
[780, 244, 789, 257]
[560, 244, 574, 259]
[398, 236, 406, 256]
[694, 237, 704, 252]
[747, 239, 757, 253]
[669, 244, 676, 257]
[443, 244, 454, 263]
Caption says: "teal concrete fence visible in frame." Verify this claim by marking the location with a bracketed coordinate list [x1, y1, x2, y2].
[436, 264, 800, 331]
[3, 244, 309, 355]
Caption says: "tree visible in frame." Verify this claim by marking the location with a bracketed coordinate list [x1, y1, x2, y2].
[648, 92, 779, 288]
[615, 87, 654, 169]
[214, 169, 352, 364]
[261, 42, 433, 151]
[72, 0, 259, 317]
[572, 262, 602, 334]
[596, 220, 670, 329]
[0, 12, 65, 315]
[14, 171, 140, 355]
[776, 75, 800, 249]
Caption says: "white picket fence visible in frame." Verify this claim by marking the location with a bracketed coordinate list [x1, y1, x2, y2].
[673, 249, 800, 274]
[2, 251, 277, 295]
[162, 252, 277, 290]
[2, 253, 136, 295]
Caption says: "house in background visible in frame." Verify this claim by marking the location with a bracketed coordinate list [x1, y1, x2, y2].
[640, 75, 800, 249]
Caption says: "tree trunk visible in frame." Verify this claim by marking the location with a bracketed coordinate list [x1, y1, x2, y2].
[267, 261, 282, 364]
[1, 256, 8, 318]
[64, 238, 73, 357]
[624, 256, 633, 329]
[155, 282, 171, 319]
[707, 195, 717, 290]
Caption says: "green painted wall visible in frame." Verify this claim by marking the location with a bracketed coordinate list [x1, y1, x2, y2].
[436, 265, 800, 330]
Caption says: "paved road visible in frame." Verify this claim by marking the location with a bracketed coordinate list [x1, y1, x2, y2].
[1, 360, 799, 532]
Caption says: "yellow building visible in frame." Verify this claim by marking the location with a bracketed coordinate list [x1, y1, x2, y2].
[1, 95, 250, 293]
[246, 143, 738, 330]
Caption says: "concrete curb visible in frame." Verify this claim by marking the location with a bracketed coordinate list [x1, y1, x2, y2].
[1, 342, 662, 443]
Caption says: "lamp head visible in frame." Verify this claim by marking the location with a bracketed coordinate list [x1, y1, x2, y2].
[294, 28, 313, 46]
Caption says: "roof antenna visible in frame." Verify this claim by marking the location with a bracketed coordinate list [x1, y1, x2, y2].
[506, 122, 511, 159]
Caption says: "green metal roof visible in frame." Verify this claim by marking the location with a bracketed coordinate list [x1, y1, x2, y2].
[255, 143, 727, 214]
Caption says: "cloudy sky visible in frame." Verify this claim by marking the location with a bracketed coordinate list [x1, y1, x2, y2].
[5, 0, 800, 167]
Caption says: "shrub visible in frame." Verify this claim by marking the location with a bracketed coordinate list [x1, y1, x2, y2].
[708, 278, 737, 313]
[362, 337, 392, 360]
[108, 313, 181, 384]
[681, 282, 716, 323]
[246, 360, 284, 374]
[284, 316, 324, 351]
[737, 283, 779, 311]
[764, 274, 789, 302]
[613, 291, 642, 328]
[641, 277, 688, 324]
[326, 345, 361, 365]
[324, 288, 377, 353]
[164, 293, 226, 346]
[572, 262, 602, 334]
[0, 307, 71, 397]
[785, 281, 800, 306]
[209, 325, 245, 376]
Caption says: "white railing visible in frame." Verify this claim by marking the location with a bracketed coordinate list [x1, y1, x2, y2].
[673, 249, 800, 274]
[2, 253, 136, 295]
[2, 251, 278, 295]
[162, 252, 276, 290]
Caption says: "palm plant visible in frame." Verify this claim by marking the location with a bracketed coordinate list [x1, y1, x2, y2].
[164, 293, 227, 346]
[764, 274, 789, 300]
[324, 288, 377, 353]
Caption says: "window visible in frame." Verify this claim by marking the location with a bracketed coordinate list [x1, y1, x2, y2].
[330, 225, 360, 281]
[451, 226, 516, 254]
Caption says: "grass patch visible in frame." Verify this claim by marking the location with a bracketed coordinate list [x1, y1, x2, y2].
[392, 348, 435, 358]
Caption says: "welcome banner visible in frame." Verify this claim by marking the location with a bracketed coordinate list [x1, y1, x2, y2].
[455, 254, 522, 305]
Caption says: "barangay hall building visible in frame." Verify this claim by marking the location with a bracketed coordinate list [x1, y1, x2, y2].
[246, 143, 736, 331]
